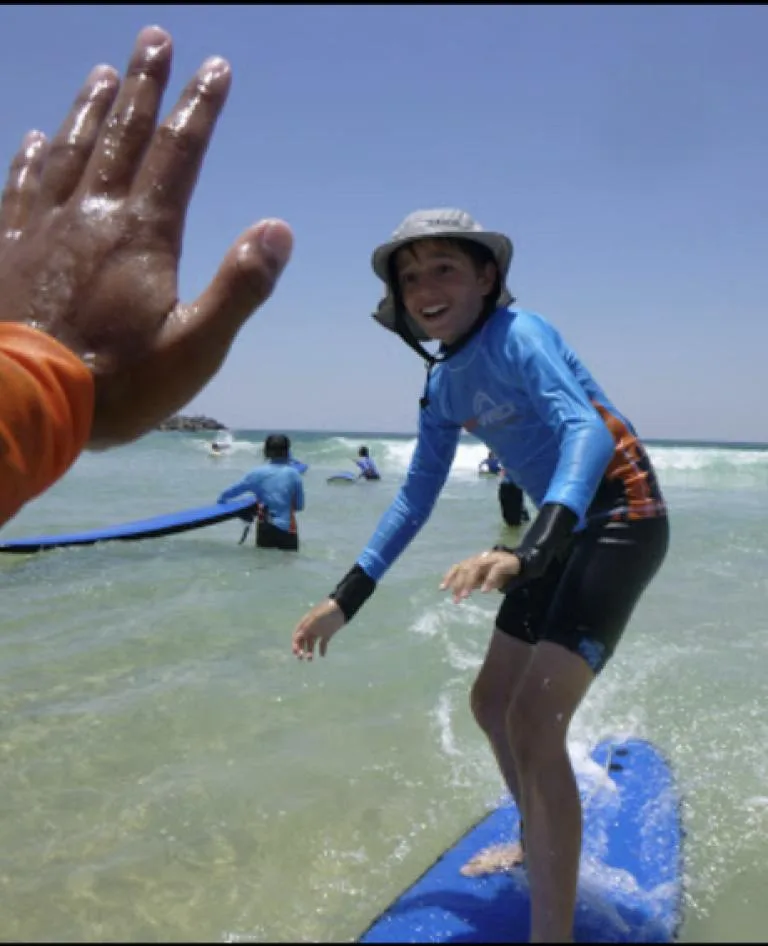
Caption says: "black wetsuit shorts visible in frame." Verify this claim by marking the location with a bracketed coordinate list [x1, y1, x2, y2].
[495, 514, 669, 674]
[256, 520, 299, 551]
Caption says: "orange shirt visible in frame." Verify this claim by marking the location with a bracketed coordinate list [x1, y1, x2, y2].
[0, 323, 94, 527]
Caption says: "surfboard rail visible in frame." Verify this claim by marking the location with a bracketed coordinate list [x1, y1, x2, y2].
[0, 497, 258, 553]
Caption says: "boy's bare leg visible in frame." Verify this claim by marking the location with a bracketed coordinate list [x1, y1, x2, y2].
[462, 629, 533, 876]
[507, 642, 594, 943]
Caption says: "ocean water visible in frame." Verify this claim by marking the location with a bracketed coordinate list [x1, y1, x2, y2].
[1, 430, 766, 943]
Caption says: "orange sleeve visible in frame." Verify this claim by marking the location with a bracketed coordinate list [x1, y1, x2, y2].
[0, 323, 94, 527]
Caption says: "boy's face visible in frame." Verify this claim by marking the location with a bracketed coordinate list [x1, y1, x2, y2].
[394, 240, 496, 344]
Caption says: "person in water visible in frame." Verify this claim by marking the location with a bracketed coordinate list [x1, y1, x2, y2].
[217, 434, 304, 550]
[478, 449, 502, 475]
[291, 209, 669, 942]
[498, 475, 530, 527]
[0, 25, 293, 530]
[480, 452, 530, 526]
[355, 445, 381, 480]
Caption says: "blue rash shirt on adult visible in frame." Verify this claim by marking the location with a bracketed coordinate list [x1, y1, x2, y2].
[218, 461, 304, 533]
[356, 307, 663, 583]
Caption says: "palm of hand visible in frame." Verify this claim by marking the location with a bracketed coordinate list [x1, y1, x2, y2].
[0, 206, 176, 365]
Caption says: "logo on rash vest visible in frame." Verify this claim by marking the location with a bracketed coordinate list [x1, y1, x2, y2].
[463, 391, 516, 432]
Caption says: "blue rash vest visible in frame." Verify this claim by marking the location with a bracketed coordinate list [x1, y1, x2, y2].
[479, 456, 502, 474]
[356, 307, 665, 582]
[356, 457, 381, 479]
[218, 460, 304, 533]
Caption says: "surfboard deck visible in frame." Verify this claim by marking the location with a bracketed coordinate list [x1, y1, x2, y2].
[359, 737, 684, 944]
[0, 497, 259, 553]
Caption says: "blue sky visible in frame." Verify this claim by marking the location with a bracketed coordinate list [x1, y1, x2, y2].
[2, 4, 766, 441]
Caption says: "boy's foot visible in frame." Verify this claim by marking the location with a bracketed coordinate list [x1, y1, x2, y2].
[460, 841, 525, 877]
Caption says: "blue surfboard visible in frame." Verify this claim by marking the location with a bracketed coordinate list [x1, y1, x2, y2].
[327, 471, 357, 483]
[359, 737, 684, 944]
[0, 497, 259, 554]
[289, 458, 309, 474]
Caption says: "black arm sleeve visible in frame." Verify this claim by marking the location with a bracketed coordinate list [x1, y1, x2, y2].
[493, 502, 578, 591]
[329, 564, 377, 621]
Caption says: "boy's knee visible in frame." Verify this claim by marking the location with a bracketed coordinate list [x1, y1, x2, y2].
[470, 678, 508, 735]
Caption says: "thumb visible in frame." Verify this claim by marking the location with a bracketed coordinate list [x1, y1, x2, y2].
[189, 218, 293, 338]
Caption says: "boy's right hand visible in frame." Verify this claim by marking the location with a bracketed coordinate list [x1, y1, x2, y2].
[292, 599, 346, 660]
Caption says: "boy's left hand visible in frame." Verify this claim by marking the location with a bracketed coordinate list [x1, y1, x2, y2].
[440, 549, 520, 603]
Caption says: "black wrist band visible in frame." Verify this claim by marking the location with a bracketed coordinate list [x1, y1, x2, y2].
[494, 503, 578, 590]
[329, 564, 377, 622]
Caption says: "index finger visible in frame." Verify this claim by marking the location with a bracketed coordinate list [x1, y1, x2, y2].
[439, 563, 461, 590]
[130, 54, 231, 245]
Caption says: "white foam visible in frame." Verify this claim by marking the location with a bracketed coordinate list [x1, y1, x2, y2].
[431, 691, 461, 758]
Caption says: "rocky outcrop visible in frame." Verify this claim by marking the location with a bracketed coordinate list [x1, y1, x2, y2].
[157, 414, 227, 432]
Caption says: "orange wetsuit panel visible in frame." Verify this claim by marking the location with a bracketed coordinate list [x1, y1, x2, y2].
[0, 323, 94, 526]
[592, 402, 667, 521]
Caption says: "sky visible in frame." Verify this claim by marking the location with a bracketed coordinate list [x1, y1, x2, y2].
[1, 4, 766, 442]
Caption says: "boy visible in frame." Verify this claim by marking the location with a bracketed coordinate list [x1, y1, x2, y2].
[291, 209, 668, 942]
[218, 434, 304, 551]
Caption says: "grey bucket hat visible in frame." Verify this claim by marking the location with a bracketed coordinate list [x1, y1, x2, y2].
[371, 208, 514, 342]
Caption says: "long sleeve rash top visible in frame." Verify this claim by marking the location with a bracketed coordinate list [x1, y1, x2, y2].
[356, 307, 666, 582]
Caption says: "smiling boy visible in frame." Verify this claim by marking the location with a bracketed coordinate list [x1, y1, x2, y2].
[291, 209, 669, 942]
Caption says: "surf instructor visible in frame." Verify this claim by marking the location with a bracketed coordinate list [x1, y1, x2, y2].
[217, 434, 304, 551]
[291, 209, 669, 943]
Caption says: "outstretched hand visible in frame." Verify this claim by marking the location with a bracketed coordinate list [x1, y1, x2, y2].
[0, 25, 293, 448]
[439, 549, 521, 603]
[292, 599, 346, 661]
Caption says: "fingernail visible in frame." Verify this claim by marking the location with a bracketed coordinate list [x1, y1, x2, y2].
[257, 219, 293, 271]
[87, 64, 119, 87]
[137, 25, 172, 60]
[22, 130, 46, 154]
[199, 55, 230, 87]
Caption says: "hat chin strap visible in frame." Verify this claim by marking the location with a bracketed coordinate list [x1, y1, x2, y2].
[394, 305, 500, 411]
[393, 310, 437, 367]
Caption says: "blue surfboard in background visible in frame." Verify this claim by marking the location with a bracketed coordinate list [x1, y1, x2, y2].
[327, 471, 357, 483]
[359, 737, 684, 944]
[0, 497, 259, 554]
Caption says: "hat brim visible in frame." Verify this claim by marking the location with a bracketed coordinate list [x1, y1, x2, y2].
[372, 230, 513, 285]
